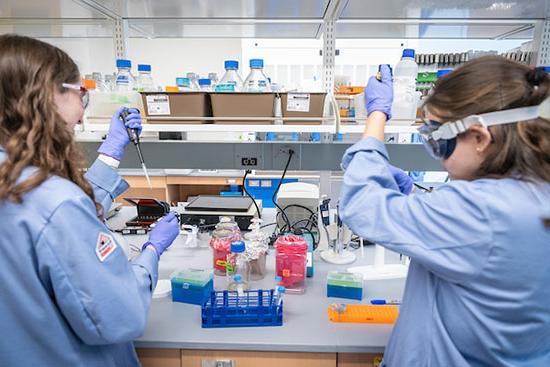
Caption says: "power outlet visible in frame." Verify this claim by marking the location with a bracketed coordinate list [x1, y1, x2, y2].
[241, 157, 258, 167]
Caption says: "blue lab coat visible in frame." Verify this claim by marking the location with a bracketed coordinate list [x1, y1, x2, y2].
[339, 138, 550, 367]
[0, 147, 158, 366]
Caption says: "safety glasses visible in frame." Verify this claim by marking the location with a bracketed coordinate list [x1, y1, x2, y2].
[418, 97, 550, 160]
[62, 83, 89, 109]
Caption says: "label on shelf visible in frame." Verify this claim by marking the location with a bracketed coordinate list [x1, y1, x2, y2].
[146, 94, 171, 115]
[286, 93, 310, 112]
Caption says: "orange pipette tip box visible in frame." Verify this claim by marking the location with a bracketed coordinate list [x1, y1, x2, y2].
[328, 303, 399, 324]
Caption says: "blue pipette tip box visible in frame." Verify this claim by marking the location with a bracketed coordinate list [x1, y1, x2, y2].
[171, 269, 214, 305]
[326, 271, 363, 301]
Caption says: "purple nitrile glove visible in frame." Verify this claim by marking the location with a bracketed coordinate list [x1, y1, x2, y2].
[142, 212, 180, 257]
[365, 64, 393, 120]
[389, 164, 413, 195]
[97, 107, 143, 161]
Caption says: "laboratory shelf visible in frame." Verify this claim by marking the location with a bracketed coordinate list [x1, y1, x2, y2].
[338, 123, 420, 134]
[82, 122, 336, 134]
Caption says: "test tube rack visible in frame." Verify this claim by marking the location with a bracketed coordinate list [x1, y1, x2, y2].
[201, 289, 283, 328]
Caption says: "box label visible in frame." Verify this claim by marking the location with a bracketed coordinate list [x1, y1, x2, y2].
[286, 93, 311, 112]
[307, 252, 313, 267]
[146, 94, 171, 115]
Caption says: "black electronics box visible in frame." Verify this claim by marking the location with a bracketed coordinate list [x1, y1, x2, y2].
[124, 198, 171, 227]
[179, 196, 261, 231]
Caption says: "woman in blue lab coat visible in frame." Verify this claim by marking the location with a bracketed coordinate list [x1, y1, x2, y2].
[340, 57, 550, 366]
[0, 35, 179, 366]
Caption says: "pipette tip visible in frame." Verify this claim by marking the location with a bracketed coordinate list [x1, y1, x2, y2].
[142, 163, 152, 189]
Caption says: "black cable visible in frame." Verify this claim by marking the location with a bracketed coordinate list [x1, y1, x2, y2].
[290, 218, 318, 232]
[260, 222, 278, 229]
[293, 226, 318, 250]
[413, 182, 432, 192]
[272, 150, 294, 230]
[282, 204, 316, 217]
[242, 169, 262, 219]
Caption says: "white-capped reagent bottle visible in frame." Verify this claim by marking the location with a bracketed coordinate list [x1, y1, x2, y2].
[243, 59, 271, 92]
[115, 59, 134, 92]
[216, 60, 243, 92]
[208, 72, 219, 89]
[135, 64, 156, 92]
[392, 49, 419, 120]
[186, 72, 200, 90]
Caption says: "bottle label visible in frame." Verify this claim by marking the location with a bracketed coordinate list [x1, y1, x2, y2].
[286, 93, 311, 112]
[116, 75, 129, 85]
[146, 94, 171, 115]
[215, 83, 236, 92]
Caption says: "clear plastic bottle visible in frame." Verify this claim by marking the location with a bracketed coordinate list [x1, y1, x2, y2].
[91, 72, 108, 92]
[135, 64, 156, 92]
[104, 74, 115, 92]
[208, 72, 219, 89]
[226, 241, 250, 291]
[243, 59, 271, 92]
[115, 59, 134, 92]
[198, 78, 212, 92]
[186, 72, 200, 90]
[392, 49, 419, 120]
[216, 60, 243, 92]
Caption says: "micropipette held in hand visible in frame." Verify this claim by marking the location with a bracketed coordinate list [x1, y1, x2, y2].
[119, 108, 152, 189]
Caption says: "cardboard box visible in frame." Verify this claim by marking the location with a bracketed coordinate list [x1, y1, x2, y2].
[141, 92, 211, 124]
[210, 93, 275, 125]
[280, 92, 327, 125]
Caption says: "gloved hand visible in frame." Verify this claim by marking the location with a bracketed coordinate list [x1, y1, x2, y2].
[97, 107, 142, 161]
[365, 64, 393, 120]
[389, 164, 413, 195]
[143, 212, 180, 257]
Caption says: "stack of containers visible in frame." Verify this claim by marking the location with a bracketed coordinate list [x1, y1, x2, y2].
[210, 217, 242, 276]
[170, 268, 214, 305]
[243, 219, 269, 281]
[275, 236, 308, 294]
[326, 271, 363, 300]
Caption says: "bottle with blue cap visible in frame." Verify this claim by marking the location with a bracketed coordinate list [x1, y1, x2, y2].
[393, 49, 420, 120]
[243, 59, 271, 92]
[115, 59, 134, 92]
[216, 60, 244, 92]
[227, 240, 250, 290]
[135, 64, 156, 92]
[198, 78, 212, 92]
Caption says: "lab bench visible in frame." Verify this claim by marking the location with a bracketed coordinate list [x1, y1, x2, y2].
[108, 207, 406, 367]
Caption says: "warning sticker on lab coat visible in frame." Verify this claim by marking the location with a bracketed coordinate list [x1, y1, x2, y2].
[286, 93, 311, 112]
[96, 232, 117, 262]
[146, 94, 171, 115]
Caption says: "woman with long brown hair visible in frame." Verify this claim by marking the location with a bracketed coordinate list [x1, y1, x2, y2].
[340, 57, 550, 366]
[0, 35, 179, 366]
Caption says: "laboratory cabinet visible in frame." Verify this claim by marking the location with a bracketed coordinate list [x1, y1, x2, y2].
[137, 348, 383, 367]
[119, 175, 243, 205]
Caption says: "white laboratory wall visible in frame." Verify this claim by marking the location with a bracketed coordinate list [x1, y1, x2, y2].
[127, 38, 242, 87]
[39, 37, 242, 88]
[242, 39, 324, 92]
[334, 39, 529, 86]
[39, 38, 115, 77]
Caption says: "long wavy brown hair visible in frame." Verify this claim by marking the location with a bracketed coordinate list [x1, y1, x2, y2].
[0, 34, 100, 215]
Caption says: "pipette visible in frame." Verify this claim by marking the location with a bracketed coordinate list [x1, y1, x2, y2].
[120, 108, 152, 189]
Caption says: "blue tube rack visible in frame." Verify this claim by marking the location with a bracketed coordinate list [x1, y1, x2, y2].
[201, 289, 283, 328]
